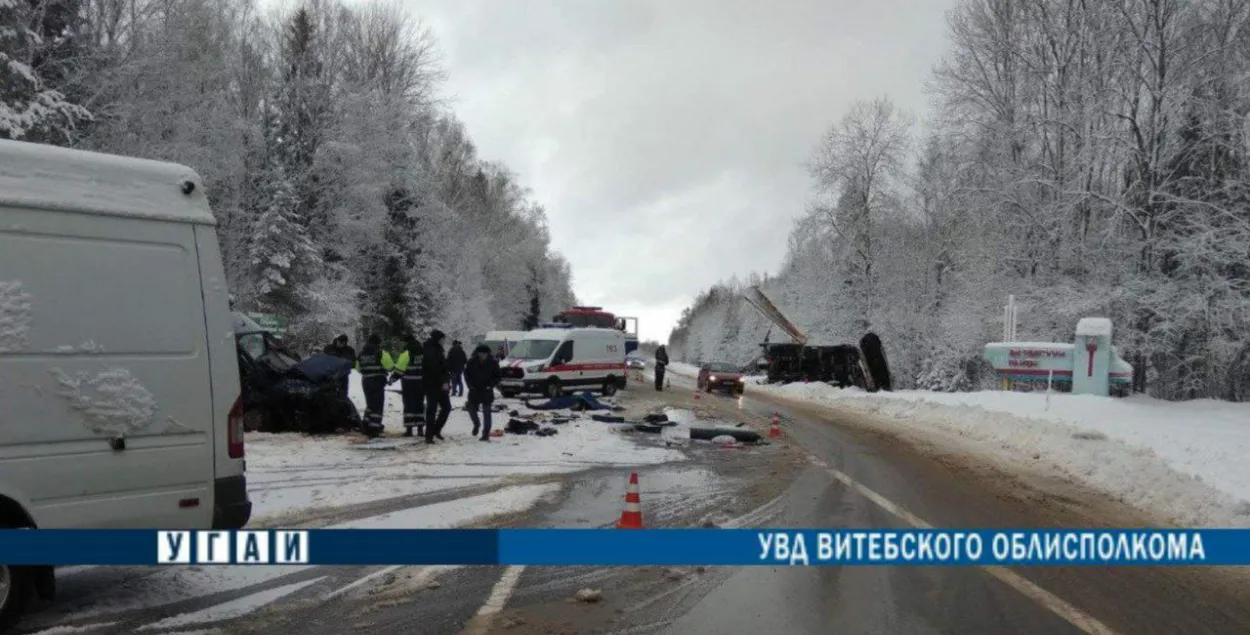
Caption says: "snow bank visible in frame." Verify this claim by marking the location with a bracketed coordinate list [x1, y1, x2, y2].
[243, 371, 684, 523]
[668, 361, 701, 377]
[753, 383, 1250, 527]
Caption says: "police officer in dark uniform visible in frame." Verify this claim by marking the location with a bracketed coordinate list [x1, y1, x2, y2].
[355, 334, 393, 436]
[654, 345, 669, 391]
[392, 336, 425, 438]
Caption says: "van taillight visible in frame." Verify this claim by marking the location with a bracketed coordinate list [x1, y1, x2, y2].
[228, 395, 245, 459]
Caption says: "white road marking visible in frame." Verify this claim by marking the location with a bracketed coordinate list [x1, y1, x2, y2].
[322, 565, 402, 600]
[816, 457, 1121, 635]
[478, 565, 526, 616]
[460, 565, 527, 635]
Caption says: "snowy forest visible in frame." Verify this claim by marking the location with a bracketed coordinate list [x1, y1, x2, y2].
[671, 0, 1250, 401]
[1, 0, 576, 349]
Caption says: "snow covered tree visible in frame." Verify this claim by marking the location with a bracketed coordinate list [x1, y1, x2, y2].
[0, 0, 91, 142]
[247, 132, 322, 315]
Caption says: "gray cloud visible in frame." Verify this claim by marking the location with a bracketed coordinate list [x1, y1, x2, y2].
[406, 0, 956, 341]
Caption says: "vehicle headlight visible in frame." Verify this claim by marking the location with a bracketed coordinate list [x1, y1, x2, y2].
[710, 375, 718, 382]
[737, 376, 745, 382]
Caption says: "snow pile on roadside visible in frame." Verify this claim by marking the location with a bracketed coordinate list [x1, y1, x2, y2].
[754, 382, 1250, 527]
[666, 361, 701, 377]
[244, 372, 684, 523]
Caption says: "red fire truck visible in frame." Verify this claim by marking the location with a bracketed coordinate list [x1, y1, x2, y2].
[551, 307, 639, 355]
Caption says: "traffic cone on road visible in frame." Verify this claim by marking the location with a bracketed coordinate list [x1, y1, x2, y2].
[616, 472, 644, 529]
[769, 413, 782, 438]
[693, 388, 701, 400]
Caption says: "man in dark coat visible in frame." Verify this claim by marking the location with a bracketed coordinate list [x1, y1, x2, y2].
[654, 345, 669, 391]
[463, 344, 501, 441]
[422, 329, 452, 443]
[324, 334, 356, 397]
[447, 340, 468, 397]
[355, 334, 393, 435]
[392, 336, 425, 437]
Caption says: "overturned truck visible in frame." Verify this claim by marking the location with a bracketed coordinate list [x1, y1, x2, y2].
[740, 287, 892, 391]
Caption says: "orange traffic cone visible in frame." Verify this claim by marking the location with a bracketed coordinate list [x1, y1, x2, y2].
[769, 413, 782, 438]
[693, 388, 701, 400]
[616, 472, 644, 529]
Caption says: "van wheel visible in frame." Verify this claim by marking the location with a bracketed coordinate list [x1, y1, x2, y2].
[545, 379, 563, 399]
[602, 377, 619, 397]
[0, 525, 36, 634]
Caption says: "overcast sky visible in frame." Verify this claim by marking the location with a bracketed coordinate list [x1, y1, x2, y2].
[405, 0, 957, 342]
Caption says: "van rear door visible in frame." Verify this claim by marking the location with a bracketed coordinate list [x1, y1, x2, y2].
[0, 209, 215, 528]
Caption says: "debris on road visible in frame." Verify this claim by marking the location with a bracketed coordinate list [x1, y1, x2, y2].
[575, 588, 603, 603]
[690, 426, 762, 443]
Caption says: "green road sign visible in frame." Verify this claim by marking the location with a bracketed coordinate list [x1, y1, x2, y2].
[246, 312, 287, 336]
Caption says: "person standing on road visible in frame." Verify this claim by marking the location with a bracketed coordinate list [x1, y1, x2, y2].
[392, 336, 426, 438]
[654, 345, 669, 391]
[422, 329, 452, 443]
[324, 334, 356, 398]
[447, 340, 468, 397]
[464, 343, 501, 441]
[355, 334, 393, 435]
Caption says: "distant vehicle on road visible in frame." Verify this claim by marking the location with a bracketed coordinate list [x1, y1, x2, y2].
[627, 356, 647, 370]
[697, 362, 745, 395]
[552, 306, 639, 355]
[481, 330, 527, 360]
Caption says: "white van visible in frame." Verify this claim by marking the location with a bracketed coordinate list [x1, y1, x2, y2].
[499, 328, 627, 398]
[481, 330, 528, 360]
[0, 140, 250, 628]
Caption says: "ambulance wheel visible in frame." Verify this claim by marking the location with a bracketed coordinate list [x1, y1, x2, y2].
[0, 524, 37, 634]
[602, 377, 619, 397]
[545, 378, 563, 398]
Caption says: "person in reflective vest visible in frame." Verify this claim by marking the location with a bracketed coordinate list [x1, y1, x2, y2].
[392, 336, 425, 437]
[355, 334, 394, 434]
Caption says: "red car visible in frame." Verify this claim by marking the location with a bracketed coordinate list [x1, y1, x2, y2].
[697, 362, 745, 395]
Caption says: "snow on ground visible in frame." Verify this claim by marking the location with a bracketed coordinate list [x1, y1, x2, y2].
[335, 483, 560, 529]
[51, 485, 566, 623]
[244, 371, 684, 524]
[753, 382, 1250, 527]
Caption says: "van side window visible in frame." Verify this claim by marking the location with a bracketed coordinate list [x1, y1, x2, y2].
[554, 341, 573, 364]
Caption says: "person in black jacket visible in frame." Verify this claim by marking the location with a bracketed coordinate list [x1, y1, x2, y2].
[422, 329, 451, 443]
[323, 334, 356, 397]
[463, 344, 501, 441]
[447, 340, 468, 397]
[654, 345, 669, 391]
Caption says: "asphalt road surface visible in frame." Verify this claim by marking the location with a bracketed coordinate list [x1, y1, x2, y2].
[18, 372, 1250, 635]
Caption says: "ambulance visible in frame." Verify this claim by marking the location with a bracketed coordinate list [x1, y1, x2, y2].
[498, 327, 627, 398]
